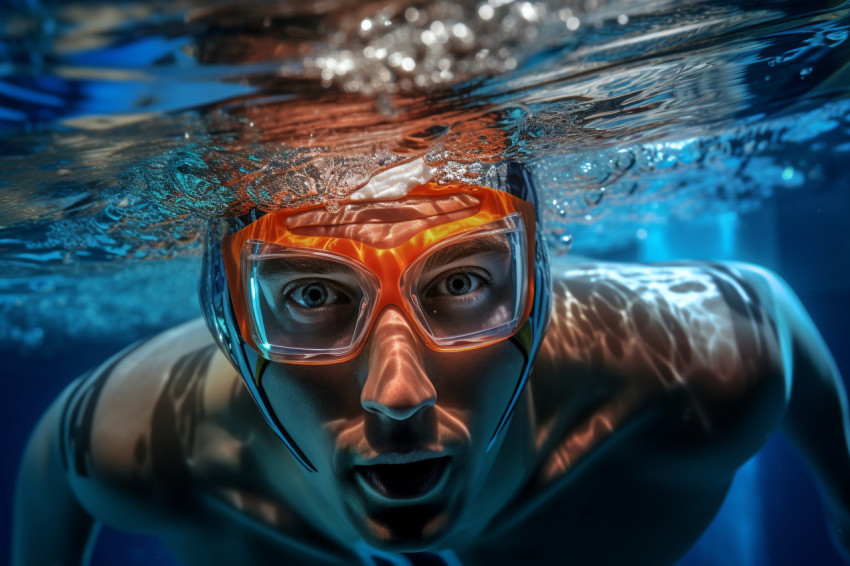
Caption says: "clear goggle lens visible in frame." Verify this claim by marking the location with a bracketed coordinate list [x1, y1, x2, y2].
[241, 215, 529, 363]
[404, 219, 527, 347]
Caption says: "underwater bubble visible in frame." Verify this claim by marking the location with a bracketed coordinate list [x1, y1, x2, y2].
[583, 188, 605, 206]
[614, 150, 636, 171]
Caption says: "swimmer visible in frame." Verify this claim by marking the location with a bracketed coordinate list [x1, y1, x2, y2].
[14, 159, 850, 566]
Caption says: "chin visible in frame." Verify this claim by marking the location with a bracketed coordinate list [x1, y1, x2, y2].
[352, 501, 460, 553]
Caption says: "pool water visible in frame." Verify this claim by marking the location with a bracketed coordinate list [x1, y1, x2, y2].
[2, 0, 849, 564]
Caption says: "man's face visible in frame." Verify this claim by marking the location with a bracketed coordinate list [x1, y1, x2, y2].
[256, 196, 531, 550]
[262, 310, 526, 549]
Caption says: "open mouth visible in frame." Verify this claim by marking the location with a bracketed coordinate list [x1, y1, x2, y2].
[355, 456, 451, 500]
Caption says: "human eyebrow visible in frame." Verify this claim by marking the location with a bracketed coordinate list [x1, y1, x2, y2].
[423, 234, 511, 269]
[257, 256, 355, 277]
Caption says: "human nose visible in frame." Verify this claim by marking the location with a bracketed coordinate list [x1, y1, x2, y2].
[360, 306, 437, 420]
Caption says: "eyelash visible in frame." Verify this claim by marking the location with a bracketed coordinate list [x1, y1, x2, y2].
[423, 267, 491, 297]
[282, 279, 349, 309]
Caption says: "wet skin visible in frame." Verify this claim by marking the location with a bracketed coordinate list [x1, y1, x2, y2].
[261, 305, 527, 550]
[14, 260, 850, 566]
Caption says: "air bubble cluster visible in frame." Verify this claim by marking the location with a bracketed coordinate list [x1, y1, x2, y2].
[287, 1, 598, 94]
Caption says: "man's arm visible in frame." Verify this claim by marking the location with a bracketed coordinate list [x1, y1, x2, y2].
[13, 379, 98, 566]
[737, 263, 850, 559]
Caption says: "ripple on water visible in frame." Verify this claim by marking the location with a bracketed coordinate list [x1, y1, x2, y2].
[1, 0, 849, 352]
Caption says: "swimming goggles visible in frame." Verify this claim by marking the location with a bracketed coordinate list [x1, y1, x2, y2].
[221, 182, 536, 364]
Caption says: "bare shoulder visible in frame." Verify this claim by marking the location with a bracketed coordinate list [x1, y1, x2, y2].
[532, 259, 789, 478]
[474, 260, 797, 563]
[59, 318, 251, 530]
[543, 258, 789, 385]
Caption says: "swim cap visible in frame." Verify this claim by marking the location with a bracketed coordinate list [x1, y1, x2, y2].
[199, 161, 551, 471]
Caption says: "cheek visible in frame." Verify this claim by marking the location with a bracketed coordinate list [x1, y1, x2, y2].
[430, 341, 525, 438]
[261, 362, 363, 454]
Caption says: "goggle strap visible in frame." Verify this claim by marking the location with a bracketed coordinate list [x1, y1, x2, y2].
[222, 283, 319, 469]
[254, 355, 266, 387]
[253, 356, 318, 472]
[486, 234, 552, 452]
[512, 319, 534, 355]
[487, 319, 533, 452]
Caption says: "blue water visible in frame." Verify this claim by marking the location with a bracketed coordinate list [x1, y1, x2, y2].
[3, 0, 850, 564]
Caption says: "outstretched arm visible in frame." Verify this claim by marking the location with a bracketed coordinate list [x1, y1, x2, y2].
[740, 264, 850, 559]
[781, 287, 850, 558]
[13, 380, 98, 566]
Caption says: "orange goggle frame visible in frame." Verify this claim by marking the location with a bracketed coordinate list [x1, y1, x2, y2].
[221, 182, 536, 364]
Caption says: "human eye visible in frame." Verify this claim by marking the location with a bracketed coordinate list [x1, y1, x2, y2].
[282, 278, 352, 311]
[423, 268, 491, 300]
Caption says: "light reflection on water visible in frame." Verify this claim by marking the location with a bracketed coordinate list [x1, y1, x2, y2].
[1, 0, 849, 352]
